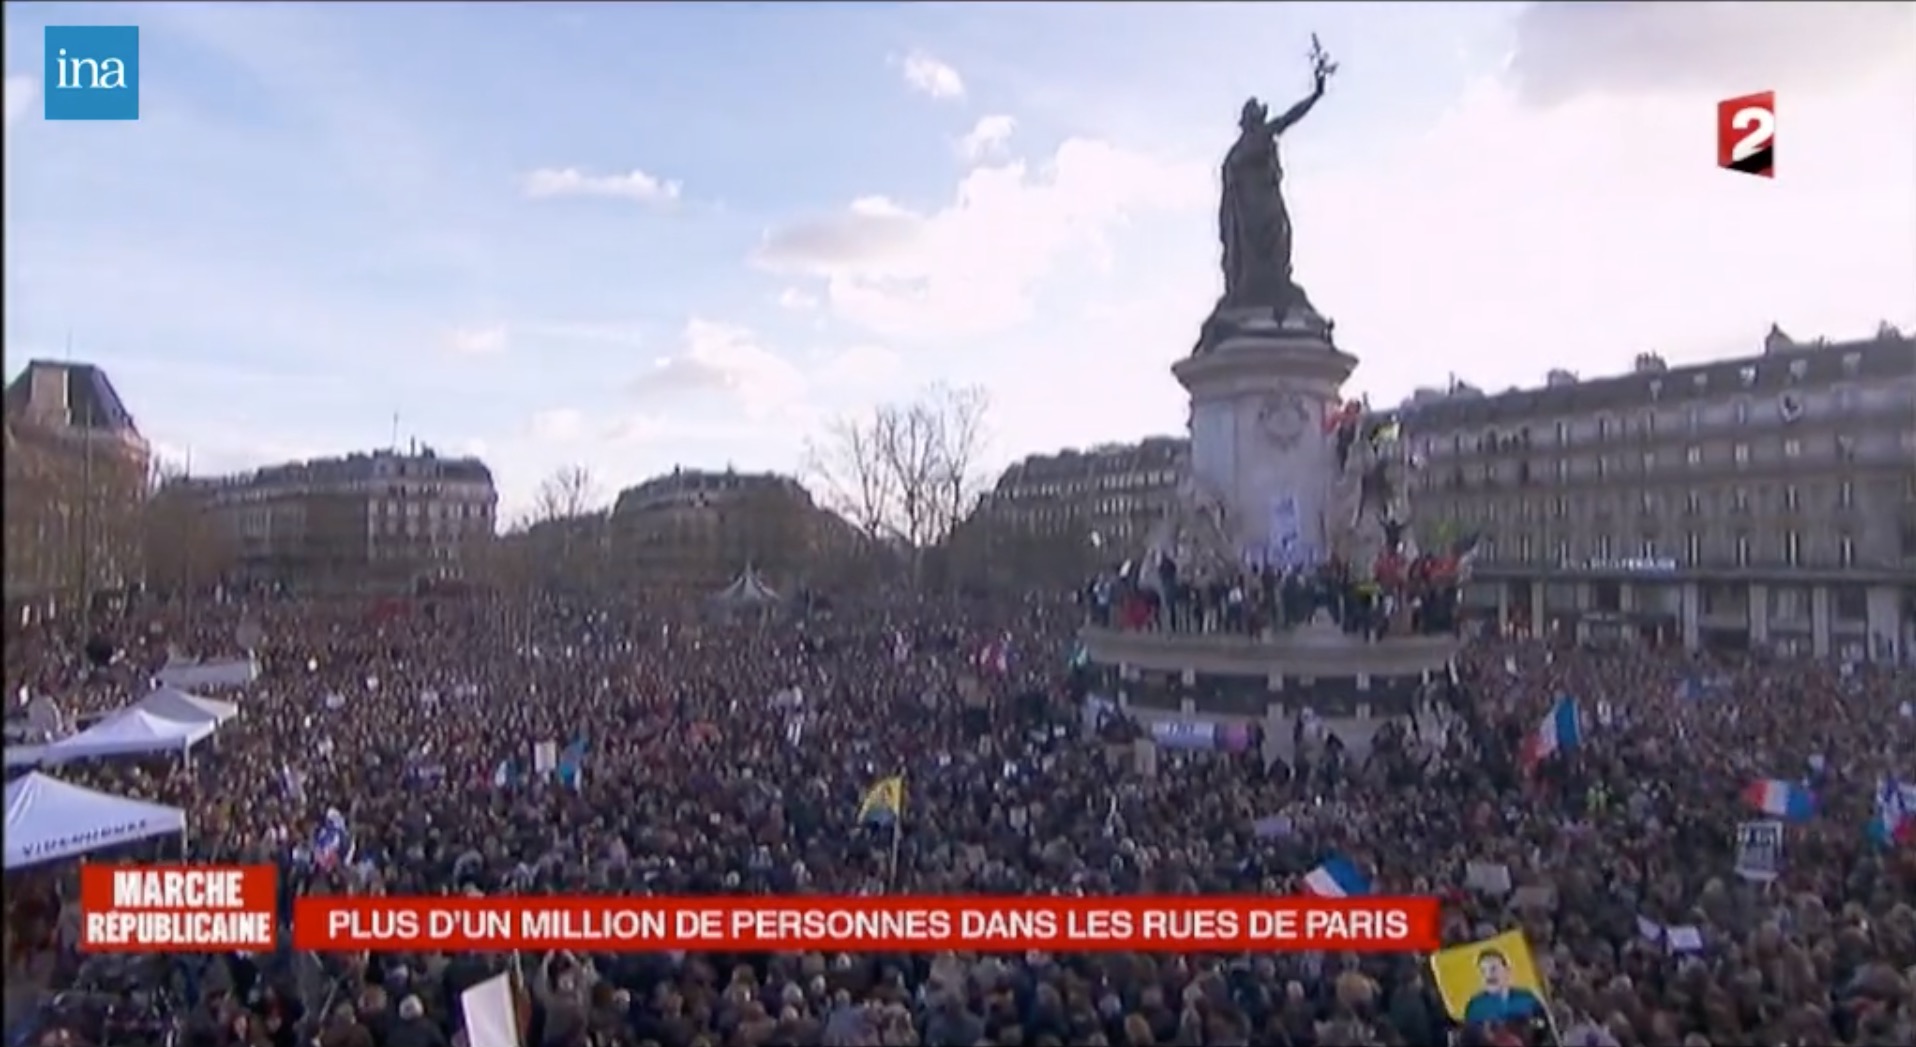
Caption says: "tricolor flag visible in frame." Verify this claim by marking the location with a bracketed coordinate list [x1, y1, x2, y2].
[1519, 695, 1581, 773]
[1867, 777, 1916, 846]
[1741, 778, 1816, 823]
[1302, 855, 1370, 898]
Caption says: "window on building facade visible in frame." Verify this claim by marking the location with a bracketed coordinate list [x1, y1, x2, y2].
[1783, 485, 1799, 511]
[1596, 535, 1613, 560]
[1838, 480, 1854, 509]
[1685, 491, 1702, 515]
[1783, 438, 1801, 459]
[1555, 420, 1570, 445]
[1554, 459, 1569, 482]
[1685, 404, 1703, 431]
[1838, 534, 1856, 568]
[1686, 445, 1702, 466]
[1641, 451, 1656, 472]
[1733, 443, 1750, 466]
[1551, 495, 1567, 518]
[1595, 457, 1608, 480]
[1686, 531, 1702, 565]
[1596, 415, 1612, 439]
[1519, 534, 1534, 562]
[1734, 400, 1750, 424]
[1783, 530, 1801, 567]
[1841, 351, 1861, 375]
[1555, 538, 1570, 565]
[1731, 534, 1751, 566]
[1639, 491, 1657, 514]
[1732, 487, 1750, 513]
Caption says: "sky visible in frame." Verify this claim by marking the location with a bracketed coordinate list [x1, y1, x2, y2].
[4, 1, 1913, 519]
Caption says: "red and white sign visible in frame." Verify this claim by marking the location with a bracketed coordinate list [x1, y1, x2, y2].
[1716, 90, 1776, 178]
[80, 864, 278, 953]
[293, 895, 1441, 953]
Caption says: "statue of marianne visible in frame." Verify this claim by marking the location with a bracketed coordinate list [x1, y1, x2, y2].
[1214, 36, 1337, 322]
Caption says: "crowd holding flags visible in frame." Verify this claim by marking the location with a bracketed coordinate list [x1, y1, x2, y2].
[1301, 855, 1370, 898]
[1868, 777, 1915, 846]
[857, 775, 907, 887]
[311, 808, 354, 871]
[1742, 778, 1817, 823]
[1519, 695, 1581, 773]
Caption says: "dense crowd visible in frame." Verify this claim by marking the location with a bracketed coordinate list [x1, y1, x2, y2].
[4, 585, 1913, 1047]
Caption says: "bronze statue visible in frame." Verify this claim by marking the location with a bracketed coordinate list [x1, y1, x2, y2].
[1200, 36, 1337, 350]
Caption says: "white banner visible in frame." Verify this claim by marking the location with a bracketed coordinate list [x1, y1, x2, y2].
[1267, 494, 1304, 566]
[1734, 820, 1783, 882]
[1150, 719, 1216, 750]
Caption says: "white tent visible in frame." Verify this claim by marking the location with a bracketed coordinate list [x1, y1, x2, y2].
[4, 772, 188, 869]
[37, 708, 216, 763]
[712, 565, 780, 607]
[131, 686, 239, 726]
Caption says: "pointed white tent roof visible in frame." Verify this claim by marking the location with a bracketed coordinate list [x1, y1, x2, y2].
[131, 686, 239, 725]
[39, 707, 216, 763]
[712, 565, 780, 605]
[4, 772, 187, 869]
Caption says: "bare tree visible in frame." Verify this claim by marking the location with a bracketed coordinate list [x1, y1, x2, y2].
[533, 465, 602, 522]
[142, 458, 237, 597]
[806, 384, 991, 562]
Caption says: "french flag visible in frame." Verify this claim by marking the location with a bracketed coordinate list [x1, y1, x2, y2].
[1742, 778, 1816, 822]
[1519, 695, 1581, 772]
[1301, 855, 1370, 898]
[1867, 777, 1916, 846]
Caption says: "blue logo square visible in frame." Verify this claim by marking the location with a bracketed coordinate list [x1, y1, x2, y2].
[43, 26, 140, 121]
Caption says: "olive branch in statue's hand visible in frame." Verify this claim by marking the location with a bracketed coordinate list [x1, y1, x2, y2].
[1308, 33, 1339, 89]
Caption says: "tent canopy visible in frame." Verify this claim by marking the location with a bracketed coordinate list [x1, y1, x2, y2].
[131, 686, 239, 726]
[712, 565, 780, 606]
[39, 708, 216, 763]
[4, 772, 187, 869]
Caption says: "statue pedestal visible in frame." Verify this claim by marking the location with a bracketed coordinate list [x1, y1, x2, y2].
[1170, 322, 1357, 567]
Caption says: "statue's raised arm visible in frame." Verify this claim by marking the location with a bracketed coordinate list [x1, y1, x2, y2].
[1268, 34, 1338, 136]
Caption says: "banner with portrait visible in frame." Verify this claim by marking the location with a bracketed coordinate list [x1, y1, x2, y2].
[1429, 929, 1550, 1026]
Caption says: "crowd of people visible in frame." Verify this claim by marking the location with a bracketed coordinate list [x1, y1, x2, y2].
[1084, 554, 1463, 639]
[3, 582, 1913, 1047]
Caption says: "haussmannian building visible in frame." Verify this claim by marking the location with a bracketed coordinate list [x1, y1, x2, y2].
[609, 467, 834, 590]
[1400, 325, 1916, 663]
[959, 436, 1187, 586]
[3, 361, 153, 609]
[170, 446, 498, 593]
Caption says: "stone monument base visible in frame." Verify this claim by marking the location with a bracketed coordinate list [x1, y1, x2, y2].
[1077, 619, 1461, 722]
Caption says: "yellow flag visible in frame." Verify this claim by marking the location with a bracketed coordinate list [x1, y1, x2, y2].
[857, 776, 904, 825]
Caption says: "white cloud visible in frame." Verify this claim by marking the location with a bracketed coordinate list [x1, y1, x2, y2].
[527, 408, 586, 443]
[754, 140, 1209, 339]
[817, 344, 903, 390]
[896, 51, 965, 101]
[629, 319, 808, 420]
[1509, 1, 1914, 106]
[522, 167, 682, 204]
[776, 287, 820, 311]
[3, 75, 34, 128]
[957, 115, 1017, 160]
[445, 326, 508, 355]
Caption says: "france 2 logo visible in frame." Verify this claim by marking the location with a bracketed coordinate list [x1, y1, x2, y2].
[1717, 91, 1775, 178]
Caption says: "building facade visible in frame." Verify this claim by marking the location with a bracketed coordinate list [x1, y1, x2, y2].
[609, 467, 829, 590]
[172, 447, 497, 593]
[957, 437, 1187, 586]
[3, 361, 153, 607]
[1402, 326, 1916, 662]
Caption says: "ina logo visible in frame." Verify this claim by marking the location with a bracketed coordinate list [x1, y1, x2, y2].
[43, 25, 141, 121]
